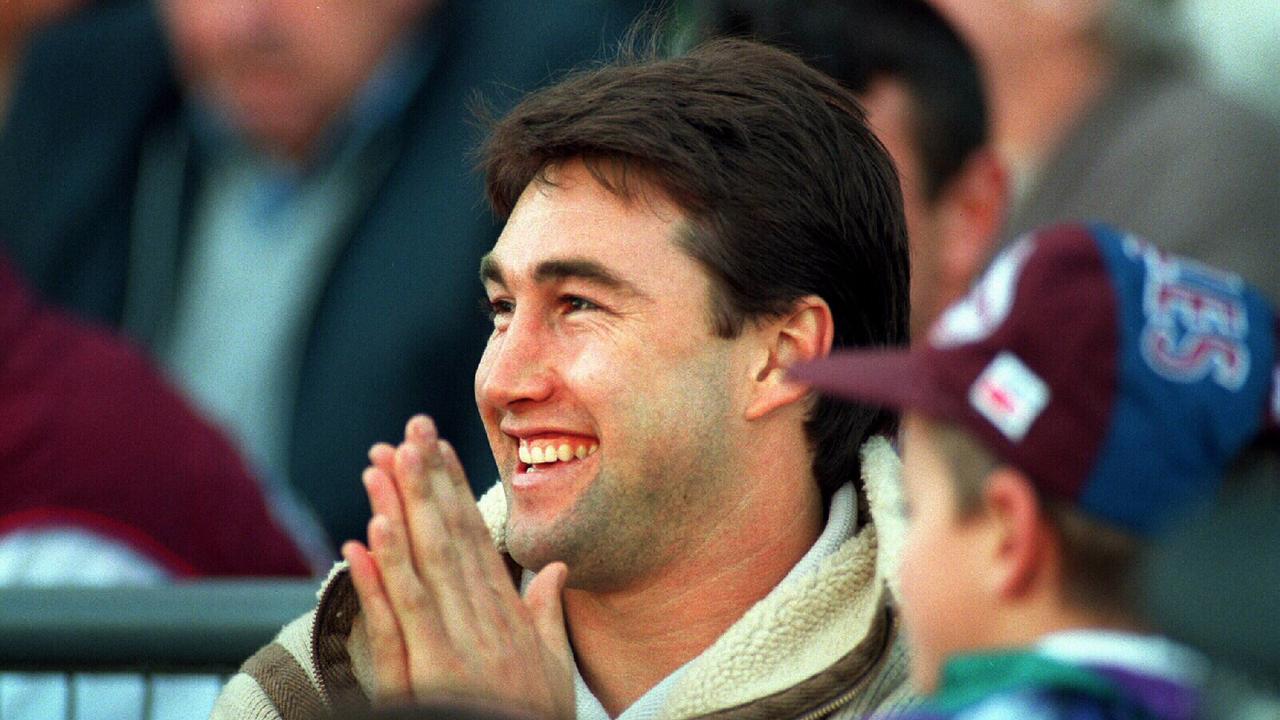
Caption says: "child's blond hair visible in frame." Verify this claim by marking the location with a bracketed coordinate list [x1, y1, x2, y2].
[927, 420, 1141, 618]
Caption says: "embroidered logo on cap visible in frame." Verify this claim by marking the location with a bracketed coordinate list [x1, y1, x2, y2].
[931, 237, 1034, 348]
[1125, 236, 1252, 391]
[969, 352, 1050, 442]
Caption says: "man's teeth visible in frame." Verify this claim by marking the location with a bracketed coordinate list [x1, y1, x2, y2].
[518, 440, 599, 466]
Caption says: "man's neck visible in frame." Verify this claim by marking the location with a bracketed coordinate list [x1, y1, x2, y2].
[986, 596, 1146, 653]
[563, 466, 825, 716]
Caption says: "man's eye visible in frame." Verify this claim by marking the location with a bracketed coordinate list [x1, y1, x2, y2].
[563, 295, 599, 313]
[481, 298, 514, 323]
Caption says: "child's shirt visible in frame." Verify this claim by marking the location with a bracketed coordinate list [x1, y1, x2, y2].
[892, 630, 1207, 720]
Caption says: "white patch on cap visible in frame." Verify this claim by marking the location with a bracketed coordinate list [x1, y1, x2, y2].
[969, 352, 1050, 442]
[930, 236, 1035, 348]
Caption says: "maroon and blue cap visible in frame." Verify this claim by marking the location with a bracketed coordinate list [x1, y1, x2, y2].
[793, 222, 1280, 535]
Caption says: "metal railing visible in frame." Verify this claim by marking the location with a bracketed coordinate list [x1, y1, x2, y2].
[0, 580, 320, 720]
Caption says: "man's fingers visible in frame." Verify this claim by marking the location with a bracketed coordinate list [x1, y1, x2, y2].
[367, 510, 454, 674]
[363, 466, 406, 531]
[388, 433, 486, 659]
[525, 562, 572, 663]
[403, 421, 523, 664]
[433, 440, 496, 554]
[362, 418, 574, 718]
[430, 438, 528, 651]
[437, 440, 483, 515]
[398, 418, 489, 588]
[342, 540, 411, 702]
[368, 442, 396, 475]
[524, 562, 575, 719]
[436, 439, 521, 605]
[435, 438, 476, 493]
[394, 416, 443, 545]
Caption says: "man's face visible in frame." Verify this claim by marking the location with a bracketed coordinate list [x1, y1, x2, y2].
[475, 161, 748, 590]
[898, 415, 992, 692]
[158, 0, 429, 160]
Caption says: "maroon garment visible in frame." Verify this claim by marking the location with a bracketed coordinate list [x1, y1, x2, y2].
[0, 256, 314, 577]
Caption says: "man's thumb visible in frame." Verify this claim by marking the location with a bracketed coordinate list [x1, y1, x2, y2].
[525, 561, 571, 657]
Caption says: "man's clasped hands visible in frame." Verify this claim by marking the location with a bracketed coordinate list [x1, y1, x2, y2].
[340, 415, 574, 718]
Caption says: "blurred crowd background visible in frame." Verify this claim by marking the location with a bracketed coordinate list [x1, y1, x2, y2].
[0, 1, 1275, 718]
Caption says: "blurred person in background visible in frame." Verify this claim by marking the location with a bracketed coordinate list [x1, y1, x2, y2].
[0, 251, 318, 581]
[0, 249, 320, 720]
[927, 0, 1280, 303]
[697, 0, 1008, 341]
[0, 0, 645, 554]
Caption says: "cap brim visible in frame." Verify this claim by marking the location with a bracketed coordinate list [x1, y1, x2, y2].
[789, 349, 956, 420]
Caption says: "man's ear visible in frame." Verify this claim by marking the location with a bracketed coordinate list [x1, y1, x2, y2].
[744, 295, 833, 421]
[936, 147, 1008, 308]
[980, 467, 1052, 601]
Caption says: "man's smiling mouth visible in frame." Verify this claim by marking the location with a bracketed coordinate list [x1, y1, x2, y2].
[518, 437, 599, 471]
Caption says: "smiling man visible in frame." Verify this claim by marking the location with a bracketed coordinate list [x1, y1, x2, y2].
[474, 176, 753, 593]
[214, 38, 914, 720]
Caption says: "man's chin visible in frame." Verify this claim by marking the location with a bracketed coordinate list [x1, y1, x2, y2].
[504, 533, 560, 577]
[504, 515, 581, 571]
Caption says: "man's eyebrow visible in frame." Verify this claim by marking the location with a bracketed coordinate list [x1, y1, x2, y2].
[532, 258, 639, 295]
[479, 254, 505, 286]
[480, 254, 646, 298]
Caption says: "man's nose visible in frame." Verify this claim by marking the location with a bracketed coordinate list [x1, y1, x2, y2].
[478, 314, 556, 409]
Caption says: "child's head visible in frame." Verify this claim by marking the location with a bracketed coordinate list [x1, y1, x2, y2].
[792, 222, 1280, 692]
[897, 414, 1141, 690]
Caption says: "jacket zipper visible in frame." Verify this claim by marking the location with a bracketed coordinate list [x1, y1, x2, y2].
[791, 607, 896, 720]
[311, 607, 332, 707]
[794, 681, 863, 720]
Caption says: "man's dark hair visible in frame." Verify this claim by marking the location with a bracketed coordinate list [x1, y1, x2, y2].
[481, 37, 909, 499]
[699, 0, 987, 201]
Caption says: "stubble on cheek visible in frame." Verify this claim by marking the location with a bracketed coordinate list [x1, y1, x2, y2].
[505, 346, 739, 589]
[504, 462, 675, 591]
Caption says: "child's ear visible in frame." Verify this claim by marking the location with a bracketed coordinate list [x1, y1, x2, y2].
[981, 468, 1052, 601]
[744, 296, 834, 421]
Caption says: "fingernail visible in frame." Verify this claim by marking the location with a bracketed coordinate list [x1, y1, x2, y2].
[409, 414, 436, 440]
[369, 443, 393, 464]
[362, 467, 377, 488]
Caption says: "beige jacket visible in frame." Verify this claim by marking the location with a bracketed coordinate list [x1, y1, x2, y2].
[210, 437, 917, 719]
